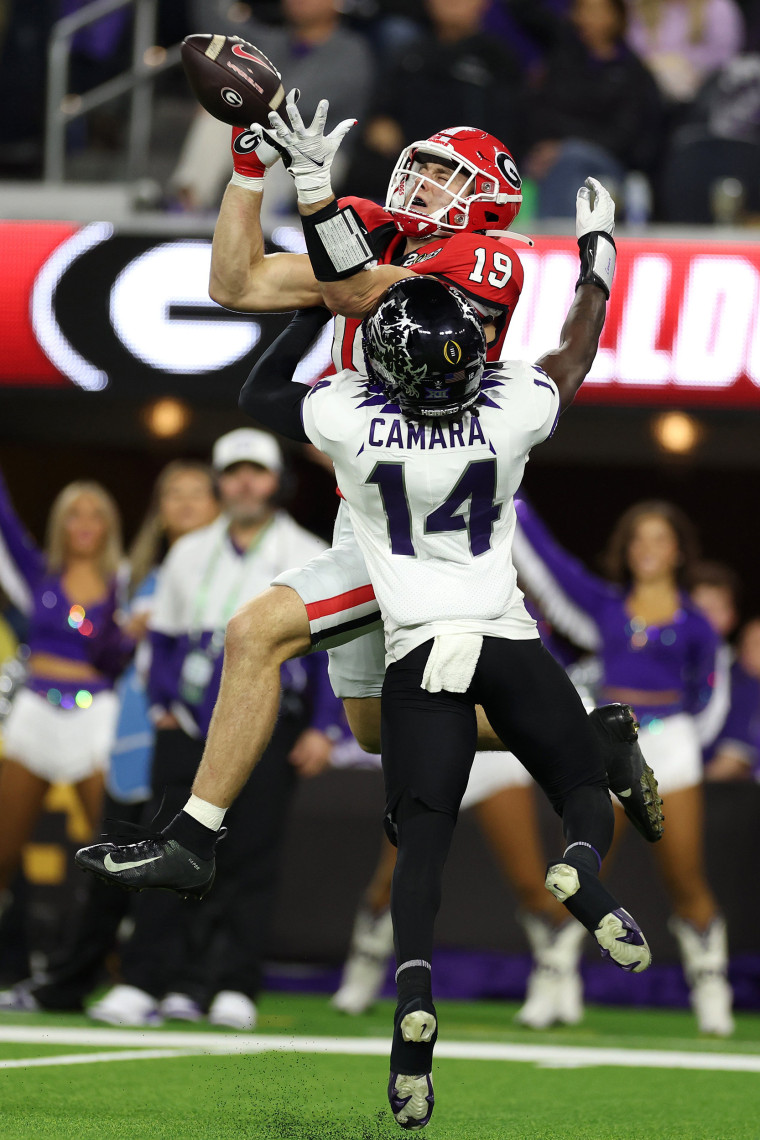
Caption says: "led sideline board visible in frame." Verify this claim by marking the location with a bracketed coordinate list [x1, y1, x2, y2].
[2, 222, 760, 407]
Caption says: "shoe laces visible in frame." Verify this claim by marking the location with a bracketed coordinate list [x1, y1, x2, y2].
[101, 818, 166, 846]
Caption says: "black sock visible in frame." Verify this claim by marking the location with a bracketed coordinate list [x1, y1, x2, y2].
[552, 856, 620, 932]
[391, 964, 436, 1074]
[396, 964, 433, 1006]
[163, 810, 219, 860]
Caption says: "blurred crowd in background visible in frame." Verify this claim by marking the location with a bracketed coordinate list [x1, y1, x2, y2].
[5, 0, 760, 223]
[0, 427, 759, 1028]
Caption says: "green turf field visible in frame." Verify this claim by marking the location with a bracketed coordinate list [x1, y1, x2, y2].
[1, 994, 759, 1140]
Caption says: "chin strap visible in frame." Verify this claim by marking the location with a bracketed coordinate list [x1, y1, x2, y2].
[482, 229, 535, 247]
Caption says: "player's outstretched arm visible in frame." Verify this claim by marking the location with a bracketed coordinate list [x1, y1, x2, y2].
[208, 124, 323, 313]
[536, 178, 616, 411]
[238, 307, 330, 441]
[265, 92, 415, 318]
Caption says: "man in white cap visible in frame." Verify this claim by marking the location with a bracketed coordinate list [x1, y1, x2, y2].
[86, 428, 341, 1031]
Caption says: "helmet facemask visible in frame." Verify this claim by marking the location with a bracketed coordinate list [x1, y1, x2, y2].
[386, 139, 521, 239]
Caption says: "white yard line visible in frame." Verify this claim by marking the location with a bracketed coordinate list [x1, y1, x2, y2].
[0, 1048, 199, 1070]
[0, 1027, 759, 1073]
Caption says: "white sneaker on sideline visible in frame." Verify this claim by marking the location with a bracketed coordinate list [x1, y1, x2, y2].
[208, 990, 256, 1031]
[331, 906, 394, 1015]
[0, 982, 40, 1012]
[159, 992, 203, 1022]
[88, 984, 162, 1027]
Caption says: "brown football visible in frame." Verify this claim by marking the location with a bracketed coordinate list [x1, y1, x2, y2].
[180, 34, 286, 127]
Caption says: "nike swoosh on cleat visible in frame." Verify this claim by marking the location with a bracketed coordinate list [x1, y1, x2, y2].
[103, 853, 163, 872]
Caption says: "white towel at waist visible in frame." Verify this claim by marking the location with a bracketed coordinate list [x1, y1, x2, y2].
[421, 634, 483, 694]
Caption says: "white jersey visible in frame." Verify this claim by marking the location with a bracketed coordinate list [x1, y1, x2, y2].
[302, 361, 560, 663]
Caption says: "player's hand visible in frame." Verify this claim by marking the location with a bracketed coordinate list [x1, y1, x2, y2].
[288, 728, 333, 778]
[268, 89, 356, 205]
[231, 123, 284, 185]
[576, 177, 615, 238]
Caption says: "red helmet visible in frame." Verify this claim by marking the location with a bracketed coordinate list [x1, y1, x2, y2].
[385, 126, 522, 240]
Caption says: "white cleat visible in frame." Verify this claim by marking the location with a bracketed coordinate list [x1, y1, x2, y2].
[88, 984, 162, 1027]
[388, 1072, 435, 1130]
[595, 909, 651, 973]
[331, 906, 394, 1015]
[545, 863, 580, 902]
[401, 1009, 437, 1043]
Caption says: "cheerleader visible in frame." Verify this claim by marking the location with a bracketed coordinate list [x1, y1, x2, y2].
[0, 471, 132, 895]
[513, 497, 733, 1035]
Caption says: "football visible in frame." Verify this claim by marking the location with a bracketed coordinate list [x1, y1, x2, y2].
[180, 34, 286, 128]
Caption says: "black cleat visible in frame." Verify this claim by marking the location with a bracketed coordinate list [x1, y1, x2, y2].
[75, 833, 215, 899]
[388, 996, 437, 1130]
[589, 703, 664, 843]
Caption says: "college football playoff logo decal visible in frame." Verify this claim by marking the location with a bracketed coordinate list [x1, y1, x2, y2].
[444, 340, 462, 366]
[495, 152, 521, 190]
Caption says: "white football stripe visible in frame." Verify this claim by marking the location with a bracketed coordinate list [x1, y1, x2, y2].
[0, 1048, 196, 1070]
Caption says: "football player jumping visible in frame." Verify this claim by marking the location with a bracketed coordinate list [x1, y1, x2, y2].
[77, 89, 657, 1130]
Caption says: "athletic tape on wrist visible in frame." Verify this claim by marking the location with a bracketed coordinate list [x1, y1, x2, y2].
[301, 201, 375, 281]
[229, 171, 265, 193]
[576, 231, 616, 299]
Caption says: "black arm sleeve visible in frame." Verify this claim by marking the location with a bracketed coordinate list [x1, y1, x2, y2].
[238, 307, 333, 443]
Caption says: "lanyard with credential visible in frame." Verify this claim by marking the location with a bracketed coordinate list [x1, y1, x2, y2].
[189, 518, 274, 641]
[179, 520, 274, 706]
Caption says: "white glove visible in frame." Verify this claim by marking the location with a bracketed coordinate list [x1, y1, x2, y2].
[576, 177, 615, 238]
[267, 89, 356, 206]
[240, 125, 284, 170]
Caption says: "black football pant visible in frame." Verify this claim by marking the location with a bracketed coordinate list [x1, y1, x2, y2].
[381, 636, 617, 971]
[120, 716, 303, 1004]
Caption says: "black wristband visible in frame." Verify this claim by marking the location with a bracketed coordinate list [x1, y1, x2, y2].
[301, 201, 375, 282]
[576, 231, 616, 299]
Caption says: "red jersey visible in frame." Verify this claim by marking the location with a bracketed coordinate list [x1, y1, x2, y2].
[331, 196, 524, 374]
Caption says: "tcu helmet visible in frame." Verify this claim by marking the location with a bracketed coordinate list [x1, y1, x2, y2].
[362, 276, 487, 418]
[386, 126, 522, 239]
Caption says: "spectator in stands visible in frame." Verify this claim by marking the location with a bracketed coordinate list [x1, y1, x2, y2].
[691, 563, 760, 782]
[0, 460, 220, 1015]
[0, 1, 56, 175]
[513, 498, 734, 1036]
[343, 0, 523, 203]
[660, 46, 760, 222]
[627, 0, 745, 104]
[515, 0, 664, 218]
[0, 471, 132, 916]
[172, 0, 375, 212]
[87, 430, 342, 1030]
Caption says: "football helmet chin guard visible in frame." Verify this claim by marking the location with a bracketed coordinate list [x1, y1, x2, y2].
[362, 276, 487, 419]
[386, 126, 522, 239]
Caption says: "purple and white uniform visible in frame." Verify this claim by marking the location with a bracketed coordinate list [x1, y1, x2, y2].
[512, 498, 730, 793]
[0, 473, 131, 782]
